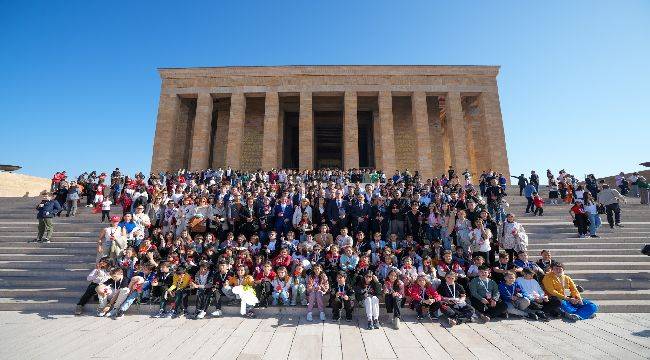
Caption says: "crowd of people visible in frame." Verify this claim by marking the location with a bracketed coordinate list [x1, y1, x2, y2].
[33, 166, 620, 328]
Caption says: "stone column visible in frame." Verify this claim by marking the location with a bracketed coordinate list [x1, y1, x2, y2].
[480, 89, 510, 180]
[378, 91, 396, 172]
[445, 91, 470, 173]
[262, 92, 279, 170]
[299, 91, 313, 170]
[188, 93, 213, 171]
[151, 93, 180, 173]
[411, 91, 433, 180]
[343, 91, 359, 169]
[225, 92, 246, 169]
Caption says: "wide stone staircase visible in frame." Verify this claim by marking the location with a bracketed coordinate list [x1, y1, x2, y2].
[0, 187, 648, 314]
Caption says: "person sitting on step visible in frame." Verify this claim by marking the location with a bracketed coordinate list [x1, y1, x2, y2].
[542, 262, 598, 321]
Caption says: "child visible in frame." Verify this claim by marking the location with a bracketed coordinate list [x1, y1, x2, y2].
[231, 265, 258, 317]
[254, 261, 276, 308]
[331, 271, 355, 322]
[339, 246, 359, 273]
[532, 192, 544, 216]
[168, 266, 191, 317]
[437, 272, 477, 326]
[356, 270, 382, 330]
[407, 275, 446, 321]
[210, 261, 232, 316]
[498, 271, 538, 320]
[75, 258, 110, 315]
[271, 266, 291, 306]
[95, 268, 130, 317]
[190, 262, 214, 319]
[306, 264, 329, 321]
[466, 255, 484, 280]
[101, 197, 112, 222]
[383, 269, 405, 328]
[152, 262, 174, 318]
[516, 268, 556, 319]
[468, 266, 508, 321]
[289, 263, 307, 306]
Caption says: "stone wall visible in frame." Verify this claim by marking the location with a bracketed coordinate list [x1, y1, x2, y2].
[392, 96, 417, 172]
[240, 97, 265, 171]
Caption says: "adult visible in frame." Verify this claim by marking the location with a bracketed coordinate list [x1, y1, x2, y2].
[32, 192, 61, 243]
[596, 184, 627, 228]
[582, 193, 601, 238]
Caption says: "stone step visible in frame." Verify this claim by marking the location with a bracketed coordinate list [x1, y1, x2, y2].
[0, 260, 94, 270]
[0, 278, 88, 287]
[562, 262, 650, 271]
[1, 297, 647, 314]
[0, 288, 80, 298]
[0, 269, 93, 278]
[528, 242, 646, 249]
[540, 254, 649, 263]
[581, 289, 650, 300]
[0, 254, 95, 261]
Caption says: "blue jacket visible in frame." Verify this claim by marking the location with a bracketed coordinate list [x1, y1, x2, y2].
[523, 184, 536, 198]
[37, 200, 62, 219]
[498, 282, 526, 304]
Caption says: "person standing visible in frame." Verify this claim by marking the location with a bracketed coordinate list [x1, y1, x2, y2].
[583, 193, 601, 238]
[597, 184, 627, 228]
[523, 182, 537, 214]
[32, 192, 61, 243]
[66, 181, 80, 217]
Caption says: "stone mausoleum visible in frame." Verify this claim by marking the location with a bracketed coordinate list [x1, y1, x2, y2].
[151, 65, 510, 180]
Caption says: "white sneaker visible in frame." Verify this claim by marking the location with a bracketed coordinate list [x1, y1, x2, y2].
[211, 310, 222, 317]
[319, 311, 326, 321]
[196, 310, 206, 319]
[394, 316, 401, 329]
[154, 309, 165, 318]
[306, 312, 313, 321]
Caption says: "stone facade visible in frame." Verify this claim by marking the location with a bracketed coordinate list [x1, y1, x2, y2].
[151, 65, 510, 180]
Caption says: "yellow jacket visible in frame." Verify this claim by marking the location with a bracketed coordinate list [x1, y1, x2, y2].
[542, 272, 580, 300]
[169, 273, 191, 292]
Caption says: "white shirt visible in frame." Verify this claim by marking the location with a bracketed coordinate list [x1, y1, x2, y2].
[101, 200, 112, 211]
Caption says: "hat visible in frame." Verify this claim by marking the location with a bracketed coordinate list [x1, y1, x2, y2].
[110, 215, 121, 222]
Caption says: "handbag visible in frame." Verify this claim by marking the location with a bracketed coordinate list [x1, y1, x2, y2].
[597, 204, 606, 215]
[189, 216, 207, 233]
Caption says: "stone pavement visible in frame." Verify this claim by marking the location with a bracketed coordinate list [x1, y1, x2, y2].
[0, 310, 648, 360]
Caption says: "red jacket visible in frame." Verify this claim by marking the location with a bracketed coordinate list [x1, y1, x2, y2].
[272, 254, 292, 268]
[533, 196, 544, 207]
[407, 283, 442, 303]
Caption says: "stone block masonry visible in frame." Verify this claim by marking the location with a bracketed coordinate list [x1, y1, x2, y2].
[151, 65, 510, 180]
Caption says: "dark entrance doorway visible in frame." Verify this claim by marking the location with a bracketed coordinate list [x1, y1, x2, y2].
[282, 112, 299, 169]
[314, 111, 342, 168]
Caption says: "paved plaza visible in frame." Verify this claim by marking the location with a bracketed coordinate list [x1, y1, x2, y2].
[0, 311, 649, 360]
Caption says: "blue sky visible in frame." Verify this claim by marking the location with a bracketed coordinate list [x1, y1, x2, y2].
[1, 0, 649, 179]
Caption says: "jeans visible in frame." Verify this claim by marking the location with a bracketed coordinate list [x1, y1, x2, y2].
[487, 202, 505, 223]
[587, 213, 601, 236]
[272, 290, 289, 305]
[37, 218, 54, 240]
[66, 200, 78, 216]
[440, 227, 452, 251]
[290, 284, 306, 305]
[525, 197, 535, 213]
[119, 291, 140, 312]
[605, 203, 621, 227]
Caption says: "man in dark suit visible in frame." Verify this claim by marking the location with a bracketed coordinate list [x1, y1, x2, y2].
[349, 193, 370, 236]
[326, 190, 348, 236]
[273, 196, 294, 236]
